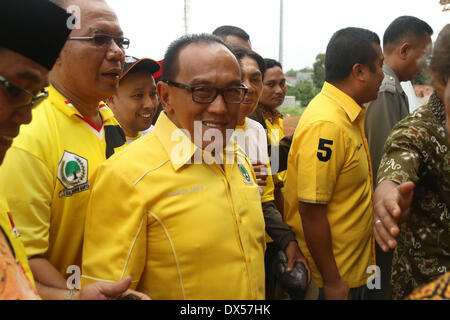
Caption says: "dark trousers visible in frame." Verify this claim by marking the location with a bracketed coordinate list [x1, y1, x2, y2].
[264, 242, 279, 300]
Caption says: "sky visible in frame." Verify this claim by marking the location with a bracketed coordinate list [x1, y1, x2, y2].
[106, 0, 449, 72]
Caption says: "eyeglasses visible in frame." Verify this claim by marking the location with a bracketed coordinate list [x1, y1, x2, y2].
[164, 80, 248, 104]
[69, 34, 130, 49]
[0, 75, 48, 109]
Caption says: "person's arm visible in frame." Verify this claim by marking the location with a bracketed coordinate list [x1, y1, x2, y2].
[28, 257, 68, 298]
[34, 275, 150, 300]
[262, 200, 310, 281]
[273, 187, 284, 214]
[262, 201, 295, 249]
[298, 201, 350, 300]
[373, 180, 415, 252]
[374, 109, 422, 253]
[0, 147, 66, 290]
[283, 241, 311, 282]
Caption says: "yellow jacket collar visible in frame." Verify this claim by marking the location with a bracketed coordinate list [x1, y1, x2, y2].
[47, 84, 115, 123]
[154, 112, 199, 171]
[321, 82, 363, 123]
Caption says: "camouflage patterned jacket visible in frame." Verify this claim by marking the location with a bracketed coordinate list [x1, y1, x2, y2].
[377, 92, 450, 299]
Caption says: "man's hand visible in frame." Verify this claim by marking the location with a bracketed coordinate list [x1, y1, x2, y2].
[251, 160, 268, 187]
[323, 278, 351, 300]
[76, 276, 150, 300]
[284, 241, 311, 284]
[373, 180, 415, 252]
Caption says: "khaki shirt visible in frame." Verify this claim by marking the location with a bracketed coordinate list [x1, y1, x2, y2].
[364, 64, 409, 187]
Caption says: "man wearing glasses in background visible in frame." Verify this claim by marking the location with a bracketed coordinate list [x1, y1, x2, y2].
[0, 0, 149, 300]
[81, 34, 266, 299]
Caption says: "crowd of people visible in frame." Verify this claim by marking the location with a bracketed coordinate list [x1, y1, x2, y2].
[0, 0, 448, 301]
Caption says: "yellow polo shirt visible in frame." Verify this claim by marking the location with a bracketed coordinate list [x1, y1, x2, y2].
[0, 85, 126, 278]
[0, 195, 39, 299]
[82, 112, 266, 300]
[284, 82, 375, 288]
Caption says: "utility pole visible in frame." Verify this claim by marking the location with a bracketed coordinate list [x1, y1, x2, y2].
[279, 0, 284, 65]
[184, 0, 190, 35]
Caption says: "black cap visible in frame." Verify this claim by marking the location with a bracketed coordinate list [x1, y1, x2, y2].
[120, 56, 161, 80]
[0, 0, 72, 70]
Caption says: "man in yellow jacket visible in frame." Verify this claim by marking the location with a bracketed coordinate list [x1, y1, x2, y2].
[82, 34, 266, 299]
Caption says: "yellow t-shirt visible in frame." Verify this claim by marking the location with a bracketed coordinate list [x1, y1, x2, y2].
[82, 112, 266, 299]
[0, 195, 39, 299]
[125, 125, 155, 145]
[284, 82, 375, 288]
[0, 85, 126, 278]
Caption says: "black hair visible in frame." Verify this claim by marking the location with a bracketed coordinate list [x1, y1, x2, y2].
[383, 16, 433, 52]
[430, 24, 450, 85]
[212, 25, 250, 42]
[325, 27, 380, 83]
[264, 58, 283, 72]
[162, 33, 232, 82]
[230, 46, 266, 80]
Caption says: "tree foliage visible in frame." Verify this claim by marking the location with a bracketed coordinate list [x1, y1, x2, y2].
[312, 53, 325, 89]
[285, 68, 297, 77]
[284, 53, 325, 109]
[286, 80, 319, 108]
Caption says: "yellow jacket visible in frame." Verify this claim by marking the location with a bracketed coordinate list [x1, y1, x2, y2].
[82, 112, 266, 299]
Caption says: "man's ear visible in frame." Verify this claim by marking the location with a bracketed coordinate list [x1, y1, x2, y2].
[352, 63, 365, 81]
[399, 42, 411, 60]
[157, 81, 172, 113]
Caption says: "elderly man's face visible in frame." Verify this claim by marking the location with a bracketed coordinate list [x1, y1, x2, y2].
[54, 0, 125, 100]
[159, 42, 242, 150]
[0, 49, 48, 164]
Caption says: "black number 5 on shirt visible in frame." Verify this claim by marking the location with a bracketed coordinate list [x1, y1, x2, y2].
[317, 138, 333, 162]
